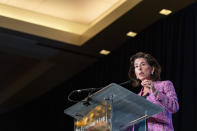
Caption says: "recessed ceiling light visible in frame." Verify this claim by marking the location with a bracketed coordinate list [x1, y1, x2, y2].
[100, 50, 110, 55]
[159, 9, 172, 15]
[126, 31, 137, 37]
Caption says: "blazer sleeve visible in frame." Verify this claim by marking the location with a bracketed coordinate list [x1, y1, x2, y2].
[154, 80, 179, 114]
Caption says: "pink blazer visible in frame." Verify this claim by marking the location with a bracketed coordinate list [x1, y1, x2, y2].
[137, 80, 179, 131]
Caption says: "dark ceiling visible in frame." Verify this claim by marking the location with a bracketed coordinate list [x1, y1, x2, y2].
[0, 0, 196, 113]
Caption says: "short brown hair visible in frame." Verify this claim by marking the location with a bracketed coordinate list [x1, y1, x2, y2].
[128, 52, 161, 87]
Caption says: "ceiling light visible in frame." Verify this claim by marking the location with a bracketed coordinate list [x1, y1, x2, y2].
[159, 9, 172, 15]
[100, 50, 111, 55]
[126, 31, 137, 37]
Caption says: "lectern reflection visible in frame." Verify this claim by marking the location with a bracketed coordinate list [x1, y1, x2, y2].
[74, 102, 111, 131]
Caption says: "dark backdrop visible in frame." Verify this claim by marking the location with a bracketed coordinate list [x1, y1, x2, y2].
[1, 2, 197, 131]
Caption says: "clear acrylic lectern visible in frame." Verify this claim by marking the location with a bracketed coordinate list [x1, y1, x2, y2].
[64, 83, 163, 131]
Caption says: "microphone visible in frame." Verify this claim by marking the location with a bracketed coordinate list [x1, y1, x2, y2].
[68, 88, 100, 103]
[68, 80, 131, 103]
[119, 80, 131, 86]
[75, 88, 100, 93]
[75, 80, 131, 93]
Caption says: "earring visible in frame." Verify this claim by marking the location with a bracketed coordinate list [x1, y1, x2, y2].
[151, 72, 154, 75]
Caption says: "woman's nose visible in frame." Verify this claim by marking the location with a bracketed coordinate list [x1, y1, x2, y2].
[138, 66, 142, 70]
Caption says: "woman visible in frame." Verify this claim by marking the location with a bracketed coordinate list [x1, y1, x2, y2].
[128, 52, 179, 131]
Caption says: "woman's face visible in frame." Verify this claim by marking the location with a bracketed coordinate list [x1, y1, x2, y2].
[134, 58, 154, 81]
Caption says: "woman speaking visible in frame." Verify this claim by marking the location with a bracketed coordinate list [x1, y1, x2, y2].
[128, 52, 179, 131]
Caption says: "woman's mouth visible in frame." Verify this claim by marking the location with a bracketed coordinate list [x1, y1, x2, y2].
[139, 72, 144, 76]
